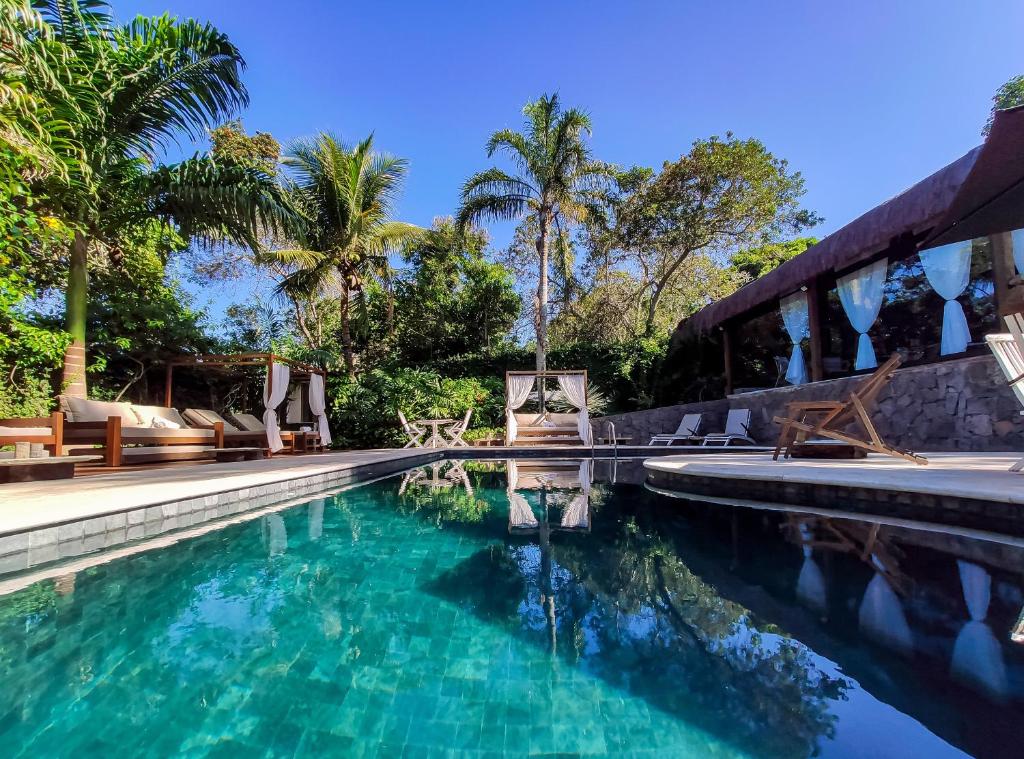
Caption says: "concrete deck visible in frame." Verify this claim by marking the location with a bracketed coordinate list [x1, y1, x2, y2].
[644, 451, 1024, 534]
[644, 451, 1024, 503]
[0, 449, 443, 536]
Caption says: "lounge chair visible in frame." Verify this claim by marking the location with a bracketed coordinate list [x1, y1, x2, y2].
[398, 411, 424, 448]
[445, 409, 472, 447]
[60, 396, 220, 467]
[183, 408, 269, 450]
[0, 412, 64, 456]
[772, 354, 927, 464]
[985, 334, 1024, 472]
[701, 409, 755, 446]
[648, 413, 703, 446]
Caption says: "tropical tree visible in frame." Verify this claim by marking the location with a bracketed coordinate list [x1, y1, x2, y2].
[457, 93, 612, 374]
[608, 134, 820, 336]
[984, 74, 1024, 136]
[272, 132, 421, 377]
[23, 0, 297, 397]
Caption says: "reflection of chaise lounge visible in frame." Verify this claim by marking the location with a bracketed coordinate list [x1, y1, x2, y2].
[60, 397, 221, 467]
[506, 460, 592, 533]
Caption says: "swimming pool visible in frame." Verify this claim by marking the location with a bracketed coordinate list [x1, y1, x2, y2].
[0, 458, 1020, 757]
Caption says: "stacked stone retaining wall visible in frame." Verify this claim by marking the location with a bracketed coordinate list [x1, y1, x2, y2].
[595, 355, 1024, 452]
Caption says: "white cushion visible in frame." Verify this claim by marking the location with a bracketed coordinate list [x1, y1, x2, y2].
[64, 426, 214, 441]
[132, 404, 188, 428]
[150, 416, 180, 429]
[61, 396, 139, 426]
[183, 408, 239, 432]
[231, 412, 265, 432]
[0, 426, 52, 437]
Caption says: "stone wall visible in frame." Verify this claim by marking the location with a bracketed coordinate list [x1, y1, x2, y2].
[595, 355, 1024, 452]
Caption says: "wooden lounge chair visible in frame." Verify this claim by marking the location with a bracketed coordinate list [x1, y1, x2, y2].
[985, 333, 1024, 472]
[648, 413, 703, 446]
[701, 409, 755, 447]
[772, 354, 927, 464]
[0, 412, 64, 456]
[60, 397, 221, 467]
[184, 408, 269, 451]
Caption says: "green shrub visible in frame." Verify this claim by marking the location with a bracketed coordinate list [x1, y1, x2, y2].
[327, 368, 504, 449]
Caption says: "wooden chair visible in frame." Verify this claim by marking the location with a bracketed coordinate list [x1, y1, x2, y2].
[398, 411, 424, 448]
[445, 409, 472, 447]
[985, 334, 1024, 472]
[772, 354, 927, 465]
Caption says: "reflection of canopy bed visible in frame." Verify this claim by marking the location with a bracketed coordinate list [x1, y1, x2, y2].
[504, 370, 592, 447]
[506, 459, 592, 533]
[164, 353, 332, 453]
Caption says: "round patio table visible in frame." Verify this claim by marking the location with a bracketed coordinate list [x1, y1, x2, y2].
[416, 418, 455, 448]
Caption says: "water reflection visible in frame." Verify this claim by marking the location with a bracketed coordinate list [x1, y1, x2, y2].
[780, 513, 1019, 702]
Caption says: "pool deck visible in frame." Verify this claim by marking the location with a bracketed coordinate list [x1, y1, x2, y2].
[644, 451, 1024, 533]
[0, 448, 445, 536]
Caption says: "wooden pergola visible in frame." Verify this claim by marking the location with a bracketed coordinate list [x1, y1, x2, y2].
[164, 352, 325, 407]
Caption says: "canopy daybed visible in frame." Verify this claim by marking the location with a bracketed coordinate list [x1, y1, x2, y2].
[165, 353, 332, 453]
[504, 370, 592, 447]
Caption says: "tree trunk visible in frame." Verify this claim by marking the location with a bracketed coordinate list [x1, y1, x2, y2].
[339, 284, 355, 378]
[62, 231, 89, 398]
[535, 213, 549, 373]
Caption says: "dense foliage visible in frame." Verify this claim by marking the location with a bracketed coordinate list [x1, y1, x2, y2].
[27, 1, 1007, 447]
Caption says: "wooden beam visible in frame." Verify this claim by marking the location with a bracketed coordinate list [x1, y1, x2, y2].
[990, 231, 1024, 316]
[722, 324, 734, 396]
[164, 363, 173, 408]
[806, 278, 825, 382]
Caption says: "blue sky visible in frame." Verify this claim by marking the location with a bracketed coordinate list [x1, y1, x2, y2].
[117, 0, 1024, 321]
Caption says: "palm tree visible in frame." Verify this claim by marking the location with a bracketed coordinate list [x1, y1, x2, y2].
[25, 1, 297, 397]
[272, 132, 421, 377]
[457, 93, 611, 373]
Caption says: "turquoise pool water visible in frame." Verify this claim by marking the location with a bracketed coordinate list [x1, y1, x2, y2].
[0, 459, 1021, 757]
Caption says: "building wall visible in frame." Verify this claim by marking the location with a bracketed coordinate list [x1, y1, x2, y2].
[596, 355, 1024, 452]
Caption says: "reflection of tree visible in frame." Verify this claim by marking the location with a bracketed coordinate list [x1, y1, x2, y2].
[396, 462, 492, 526]
[427, 511, 848, 758]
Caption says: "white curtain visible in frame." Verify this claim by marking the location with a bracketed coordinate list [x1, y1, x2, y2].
[286, 386, 303, 424]
[837, 259, 888, 370]
[858, 565, 914, 656]
[561, 459, 592, 529]
[506, 460, 538, 529]
[795, 523, 826, 612]
[780, 291, 810, 385]
[307, 373, 332, 446]
[1011, 229, 1024, 275]
[505, 375, 535, 444]
[951, 560, 1008, 698]
[308, 498, 325, 541]
[557, 374, 592, 445]
[263, 362, 290, 452]
[919, 241, 973, 355]
[265, 514, 287, 556]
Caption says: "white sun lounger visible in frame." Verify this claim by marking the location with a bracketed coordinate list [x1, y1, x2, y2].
[701, 408, 755, 447]
[648, 413, 703, 446]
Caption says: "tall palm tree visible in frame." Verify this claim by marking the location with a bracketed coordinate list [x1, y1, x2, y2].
[25, 1, 297, 397]
[272, 132, 421, 377]
[457, 93, 611, 373]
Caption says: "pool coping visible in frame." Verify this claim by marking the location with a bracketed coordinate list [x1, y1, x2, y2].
[0, 449, 447, 577]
